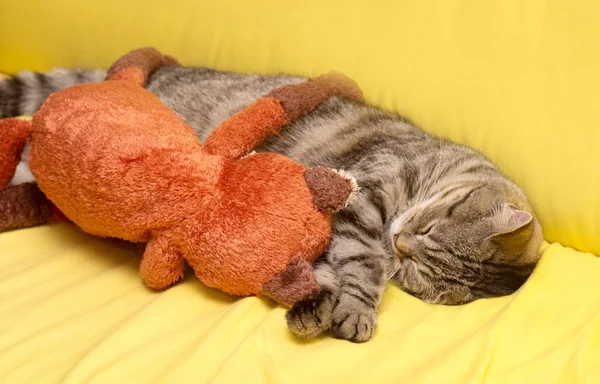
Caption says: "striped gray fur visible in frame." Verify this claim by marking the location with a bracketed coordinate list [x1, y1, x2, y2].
[0, 66, 544, 343]
[0, 69, 106, 118]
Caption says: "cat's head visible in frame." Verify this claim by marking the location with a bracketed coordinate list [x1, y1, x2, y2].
[389, 180, 543, 305]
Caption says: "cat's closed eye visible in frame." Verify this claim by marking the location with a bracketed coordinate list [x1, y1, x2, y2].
[416, 222, 436, 236]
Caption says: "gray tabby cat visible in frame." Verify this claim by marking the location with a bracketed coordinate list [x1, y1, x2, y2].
[0, 67, 543, 343]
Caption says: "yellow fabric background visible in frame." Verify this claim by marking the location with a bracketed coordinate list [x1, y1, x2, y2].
[1, 225, 599, 383]
[1, 1, 600, 383]
[1, 0, 599, 255]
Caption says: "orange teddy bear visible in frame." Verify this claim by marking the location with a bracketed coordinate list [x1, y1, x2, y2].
[0, 48, 364, 306]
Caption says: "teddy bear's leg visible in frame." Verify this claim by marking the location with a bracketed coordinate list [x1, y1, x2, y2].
[0, 182, 66, 232]
[0, 118, 32, 189]
[139, 236, 185, 290]
[261, 258, 321, 307]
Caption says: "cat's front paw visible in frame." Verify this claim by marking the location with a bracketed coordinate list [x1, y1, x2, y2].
[331, 300, 377, 343]
[286, 289, 335, 338]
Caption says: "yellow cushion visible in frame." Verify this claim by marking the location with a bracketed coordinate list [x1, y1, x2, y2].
[1, 225, 599, 383]
[1, 0, 599, 255]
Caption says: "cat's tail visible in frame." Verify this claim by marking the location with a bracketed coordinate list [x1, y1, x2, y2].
[0, 68, 106, 118]
[0, 47, 180, 118]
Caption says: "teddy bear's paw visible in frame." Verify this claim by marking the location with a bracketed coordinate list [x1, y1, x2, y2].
[331, 300, 377, 343]
[286, 288, 335, 339]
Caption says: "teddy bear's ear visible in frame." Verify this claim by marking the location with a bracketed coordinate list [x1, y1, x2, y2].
[304, 167, 359, 213]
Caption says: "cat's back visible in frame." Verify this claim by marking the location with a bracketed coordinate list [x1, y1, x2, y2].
[147, 66, 306, 140]
[145, 67, 497, 189]
[146, 67, 434, 169]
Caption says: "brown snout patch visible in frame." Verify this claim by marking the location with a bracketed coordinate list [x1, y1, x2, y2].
[304, 167, 356, 213]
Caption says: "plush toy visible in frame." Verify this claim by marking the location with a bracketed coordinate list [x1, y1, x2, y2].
[0, 48, 364, 306]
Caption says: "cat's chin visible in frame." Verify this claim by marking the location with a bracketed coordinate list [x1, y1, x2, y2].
[393, 260, 429, 298]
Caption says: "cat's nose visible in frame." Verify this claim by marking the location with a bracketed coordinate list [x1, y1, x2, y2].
[394, 233, 410, 254]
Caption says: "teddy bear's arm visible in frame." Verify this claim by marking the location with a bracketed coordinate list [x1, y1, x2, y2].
[202, 72, 365, 160]
[105, 47, 180, 87]
[139, 235, 185, 290]
[201, 98, 287, 159]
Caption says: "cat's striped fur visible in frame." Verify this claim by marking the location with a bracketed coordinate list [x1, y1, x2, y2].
[0, 69, 106, 118]
[0, 67, 543, 343]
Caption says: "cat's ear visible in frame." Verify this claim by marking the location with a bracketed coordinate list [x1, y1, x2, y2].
[488, 203, 534, 254]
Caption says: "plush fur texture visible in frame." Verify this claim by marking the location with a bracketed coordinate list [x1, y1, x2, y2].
[0, 118, 31, 187]
[202, 97, 287, 159]
[105, 48, 180, 86]
[0, 48, 362, 307]
[0, 182, 64, 231]
[262, 258, 321, 306]
[304, 167, 358, 212]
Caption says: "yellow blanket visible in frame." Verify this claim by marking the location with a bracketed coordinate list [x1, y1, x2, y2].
[0, 225, 599, 383]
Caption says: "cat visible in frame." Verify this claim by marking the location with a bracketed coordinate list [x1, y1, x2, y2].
[0, 66, 544, 342]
